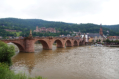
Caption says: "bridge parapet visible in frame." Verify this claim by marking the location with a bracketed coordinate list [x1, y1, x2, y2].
[1, 36, 86, 53]
[0, 38, 24, 40]
[1, 39, 25, 42]
[34, 37, 46, 39]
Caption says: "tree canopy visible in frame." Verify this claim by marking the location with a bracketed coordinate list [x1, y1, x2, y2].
[0, 41, 15, 66]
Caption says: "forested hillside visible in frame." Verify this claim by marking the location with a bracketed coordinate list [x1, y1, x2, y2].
[103, 25, 119, 32]
[0, 18, 119, 37]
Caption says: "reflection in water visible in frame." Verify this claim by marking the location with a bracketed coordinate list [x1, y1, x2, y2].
[11, 45, 119, 79]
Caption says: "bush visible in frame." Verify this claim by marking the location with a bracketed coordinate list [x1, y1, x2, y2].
[0, 63, 27, 79]
[0, 63, 44, 79]
[0, 41, 15, 66]
[0, 63, 43, 79]
[0, 41, 44, 79]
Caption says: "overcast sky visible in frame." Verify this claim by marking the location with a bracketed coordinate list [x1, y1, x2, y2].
[0, 0, 119, 25]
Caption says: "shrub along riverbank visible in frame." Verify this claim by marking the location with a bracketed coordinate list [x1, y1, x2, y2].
[0, 41, 44, 79]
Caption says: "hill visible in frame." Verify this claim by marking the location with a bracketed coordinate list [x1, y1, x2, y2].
[103, 25, 119, 32]
[0, 18, 119, 37]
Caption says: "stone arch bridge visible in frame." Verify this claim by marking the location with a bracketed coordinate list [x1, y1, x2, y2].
[1, 36, 86, 53]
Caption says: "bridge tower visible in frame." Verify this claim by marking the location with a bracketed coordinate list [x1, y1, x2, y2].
[25, 30, 34, 52]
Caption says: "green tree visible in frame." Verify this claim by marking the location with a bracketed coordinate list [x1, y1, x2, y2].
[111, 40, 114, 43]
[105, 39, 111, 44]
[0, 41, 15, 66]
[99, 39, 101, 42]
[92, 40, 94, 43]
[114, 40, 119, 44]
[96, 40, 98, 43]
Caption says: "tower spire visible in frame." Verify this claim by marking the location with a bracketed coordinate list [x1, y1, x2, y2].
[99, 24, 103, 36]
[30, 29, 32, 35]
[29, 29, 33, 38]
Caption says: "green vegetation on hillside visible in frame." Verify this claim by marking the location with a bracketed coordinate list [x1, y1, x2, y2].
[0, 18, 119, 37]
[103, 25, 119, 32]
[11, 32, 22, 37]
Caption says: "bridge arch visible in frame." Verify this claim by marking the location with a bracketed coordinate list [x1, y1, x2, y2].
[8, 42, 25, 52]
[53, 39, 64, 48]
[79, 41, 83, 46]
[74, 40, 78, 46]
[34, 40, 51, 50]
[65, 40, 73, 47]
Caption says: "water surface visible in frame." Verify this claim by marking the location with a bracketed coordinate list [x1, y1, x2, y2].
[11, 45, 119, 79]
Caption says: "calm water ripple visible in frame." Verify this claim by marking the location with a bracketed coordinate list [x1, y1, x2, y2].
[11, 45, 119, 79]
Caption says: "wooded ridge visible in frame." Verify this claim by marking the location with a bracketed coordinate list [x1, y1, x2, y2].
[0, 18, 119, 37]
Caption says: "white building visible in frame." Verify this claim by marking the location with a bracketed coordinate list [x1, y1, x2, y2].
[0, 36, 2, 39]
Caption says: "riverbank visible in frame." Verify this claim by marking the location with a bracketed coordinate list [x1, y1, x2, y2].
[103, 45, 119, 47]
[109, 45, 119, 47]
[0, 63, 44, 79]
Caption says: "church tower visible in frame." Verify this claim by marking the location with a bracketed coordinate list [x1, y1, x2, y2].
[99, 24, 103, 36]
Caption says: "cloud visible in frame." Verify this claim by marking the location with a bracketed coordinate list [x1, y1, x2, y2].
[0, 0, 119, 25]
[23, 0, 106, 19]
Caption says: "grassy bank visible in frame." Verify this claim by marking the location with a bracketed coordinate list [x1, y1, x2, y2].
[0, 63, 45, 79]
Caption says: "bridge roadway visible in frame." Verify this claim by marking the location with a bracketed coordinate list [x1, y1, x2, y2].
[1, 36, 86, 53]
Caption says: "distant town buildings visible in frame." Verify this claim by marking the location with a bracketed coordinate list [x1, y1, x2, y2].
[107, 36, 119, 41]
[5, 29, 16, 32]
[73, 30, 81, 36]
[4, 29, 22, 32]
[81, 24, 106, 43]
[81, 33, 104, 43]
[34, 26, 59, 33]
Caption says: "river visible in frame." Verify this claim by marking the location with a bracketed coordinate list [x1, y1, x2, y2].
[11, 44, 119, 79]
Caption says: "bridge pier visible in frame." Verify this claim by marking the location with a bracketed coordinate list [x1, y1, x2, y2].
[74, 43, 79, 46]
[66, 44, 73, 47]
[19, 50, 26, 52]
[74, 45, 79, 46]
[43, 47, 52, 50]
[66, 45, 73, 47]
[25, 38, 35, 53]
[57, 44, 65, 48]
